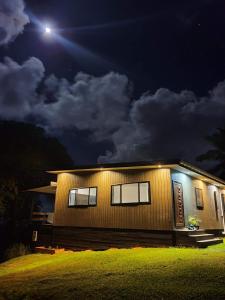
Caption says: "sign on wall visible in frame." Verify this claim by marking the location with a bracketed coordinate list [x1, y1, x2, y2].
[173, 181, 185, 228]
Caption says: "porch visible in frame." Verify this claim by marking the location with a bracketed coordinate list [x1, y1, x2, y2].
[175, 228, 223, 248]
[31, 225, 223, 250]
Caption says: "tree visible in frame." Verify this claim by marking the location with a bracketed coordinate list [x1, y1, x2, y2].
[0, 121, 73, 189]
[197, 127, 225, 180]
[0, 121, 73, 256]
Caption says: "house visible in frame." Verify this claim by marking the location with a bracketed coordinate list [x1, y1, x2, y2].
[29, 160, 225, 249]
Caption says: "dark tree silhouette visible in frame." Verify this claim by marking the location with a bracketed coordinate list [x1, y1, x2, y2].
[0, 121, 73, 257]
[0, 121, 73, 189]
[197, 127, 225, 180]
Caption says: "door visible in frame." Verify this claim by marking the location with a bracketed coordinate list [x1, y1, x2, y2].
[173, 181, 185, 228]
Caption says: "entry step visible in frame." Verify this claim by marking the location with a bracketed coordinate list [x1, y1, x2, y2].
[196, 238, 223, 248]
[189, 234, 214, 241]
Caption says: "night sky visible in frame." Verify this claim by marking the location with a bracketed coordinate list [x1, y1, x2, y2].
[0, 0, 225, 166]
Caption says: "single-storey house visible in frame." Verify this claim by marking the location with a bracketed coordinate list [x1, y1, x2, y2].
[30, 160, 225, 249]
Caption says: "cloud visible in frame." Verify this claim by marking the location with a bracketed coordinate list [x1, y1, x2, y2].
[34, 72, 131, 140]
[0, 55, 224, 164]
[34, 71, 225, 164]
[99, 84, 225, 162]
[0, 0, 29, 45]
[0, 57, 45, 119]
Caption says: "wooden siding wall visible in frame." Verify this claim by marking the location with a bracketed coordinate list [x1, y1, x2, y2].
[191, 179, 223, 229]
[172, 171, 224, 230]
[53, 168, 173, 230]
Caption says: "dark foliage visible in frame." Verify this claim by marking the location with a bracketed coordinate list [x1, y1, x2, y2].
[0, 121, 73, 260]
[197, 127, 225, 180]
[0, 120, 73, 189]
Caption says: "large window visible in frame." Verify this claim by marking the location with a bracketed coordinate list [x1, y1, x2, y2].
[68, 187, 97, 207]
[111, 182, 150, 205]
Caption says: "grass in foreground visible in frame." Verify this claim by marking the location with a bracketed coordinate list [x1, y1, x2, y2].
[1, 242, 225, 299]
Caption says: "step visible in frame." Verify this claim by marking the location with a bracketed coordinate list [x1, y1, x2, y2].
[189, 234, 214, 241]
[176, 229, 205, 237]
[186, 230, 205, 235]
[196, 238, 223, 248]
[176, 228, 205, 234]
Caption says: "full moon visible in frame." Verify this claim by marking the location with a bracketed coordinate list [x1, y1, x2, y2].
[45, 26, 52, 34]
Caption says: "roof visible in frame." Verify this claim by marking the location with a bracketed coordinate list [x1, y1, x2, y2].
[27, 181, 57, 194]
[47, 160, 225, 187]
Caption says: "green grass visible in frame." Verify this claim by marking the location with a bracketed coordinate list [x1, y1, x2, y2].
[1, 242, 225, 300]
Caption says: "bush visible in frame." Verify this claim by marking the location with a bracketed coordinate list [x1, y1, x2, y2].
[4, 243, 30, 261]
[187, 216, 201, 230]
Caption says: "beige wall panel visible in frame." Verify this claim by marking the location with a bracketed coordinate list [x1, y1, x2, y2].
[172, 171, 224, 230]
[54, 168, 173, 230]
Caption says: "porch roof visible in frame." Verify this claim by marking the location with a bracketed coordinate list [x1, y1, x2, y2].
[27, 181, 57, 194]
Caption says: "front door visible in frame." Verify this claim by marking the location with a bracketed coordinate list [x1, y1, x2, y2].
[173, 181, 185, 228]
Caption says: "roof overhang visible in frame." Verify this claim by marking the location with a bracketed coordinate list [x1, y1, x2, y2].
[47, 160, 178, 174]
[47, 160, 225, 188]
[27, 181, 57, 194]
[173, 161, 225, 188]
[48, 160, 225, 188]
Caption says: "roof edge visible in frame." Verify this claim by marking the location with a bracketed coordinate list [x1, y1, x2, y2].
[47, 159, 225, 186]
[47, 159, 180, 174]
[178, 160, 225, 186]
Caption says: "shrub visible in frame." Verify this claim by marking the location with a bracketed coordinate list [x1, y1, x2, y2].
[4, 243, 30, 261]
[188, 216, 201, 229]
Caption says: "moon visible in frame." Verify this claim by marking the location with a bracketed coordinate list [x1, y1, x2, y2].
[44, 26, 52, 35]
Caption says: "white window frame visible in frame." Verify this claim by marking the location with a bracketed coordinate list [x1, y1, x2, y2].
[111, 181, 150, 205]
[68, 187, 97, 207]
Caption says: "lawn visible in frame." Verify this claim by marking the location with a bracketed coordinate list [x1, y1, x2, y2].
[1, 243, 225, 300]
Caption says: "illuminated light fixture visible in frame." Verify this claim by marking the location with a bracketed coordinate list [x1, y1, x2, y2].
[158, 165, 162, 168]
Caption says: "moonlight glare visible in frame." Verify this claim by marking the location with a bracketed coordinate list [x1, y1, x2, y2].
[44, 25, 53, 35]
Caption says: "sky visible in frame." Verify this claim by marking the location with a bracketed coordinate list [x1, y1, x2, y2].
[0, 0, 225, 166]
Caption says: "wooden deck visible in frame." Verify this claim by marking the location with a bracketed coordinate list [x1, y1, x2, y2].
[32, 225, 223, 250]
[33, 225, 174, 250]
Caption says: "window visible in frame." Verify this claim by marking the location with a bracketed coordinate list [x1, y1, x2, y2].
[68, 187, 97, 207]
[111, 182, 150, 205]
[195, 188, 204, 209]
[214, 191, 219, 220]
[221, 194, 225, 216]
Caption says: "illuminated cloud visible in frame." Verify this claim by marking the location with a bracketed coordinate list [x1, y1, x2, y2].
[0, 57, 45, 119]
[0, 56, 224, 164]
[34, 72, 131, 140]
[0, 0, 29, 45]
[99, 84, 225, 162]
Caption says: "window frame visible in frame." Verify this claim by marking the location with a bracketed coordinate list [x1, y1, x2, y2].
[214, 191, 219, 220]
[111, 181, 151, 206]
[221, 193, 225, 215]
[68, 186, 98, 208]
[195, 187, 204, 210]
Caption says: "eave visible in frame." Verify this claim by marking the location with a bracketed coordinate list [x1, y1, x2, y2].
[47, 160, 225, 188]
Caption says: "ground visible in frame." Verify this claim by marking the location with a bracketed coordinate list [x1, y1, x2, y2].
[1, 243, 225, 300]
